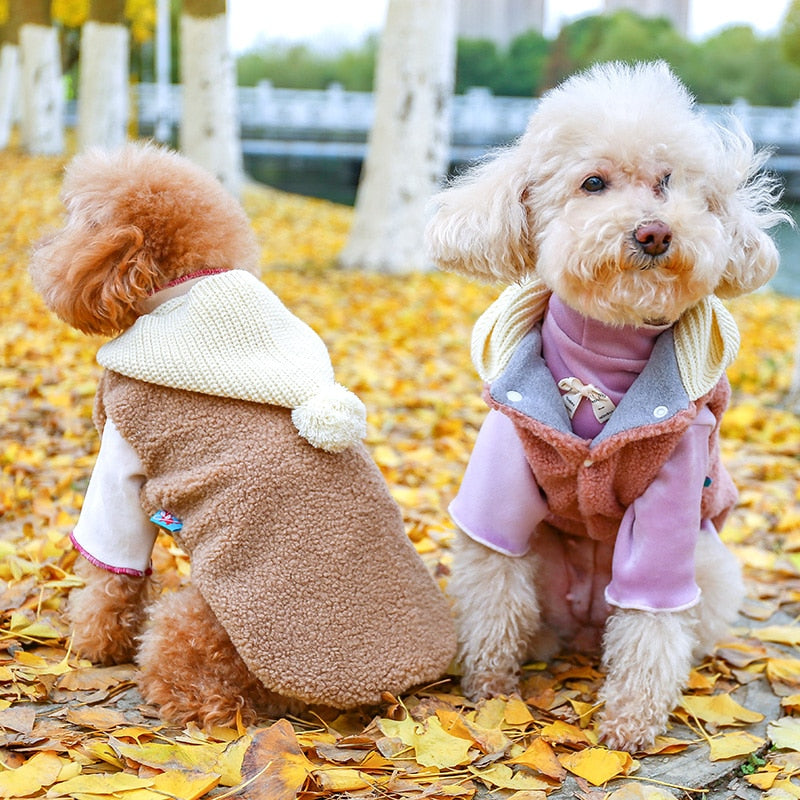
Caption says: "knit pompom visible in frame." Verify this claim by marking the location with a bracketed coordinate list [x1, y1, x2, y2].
[291, 383, 367, 453]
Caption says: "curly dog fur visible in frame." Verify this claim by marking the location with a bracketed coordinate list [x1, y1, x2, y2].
[426, 61, 786, 751]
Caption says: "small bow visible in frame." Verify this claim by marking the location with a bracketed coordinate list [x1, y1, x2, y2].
[557, 377, 616, 423]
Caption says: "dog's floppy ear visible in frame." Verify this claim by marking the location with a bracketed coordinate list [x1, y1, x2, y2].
[711, 125, 788, 298]
[714, 217, 780, 299]
[425, 146, 536, 282]
[30, 224, 160, 337]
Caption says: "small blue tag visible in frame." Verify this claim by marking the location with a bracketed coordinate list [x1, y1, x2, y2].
[150, 510, 183, 532]
[703, 476, 713, 488]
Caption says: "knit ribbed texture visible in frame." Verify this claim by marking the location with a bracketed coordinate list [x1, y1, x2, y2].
[471, 276, 740, 400]
[471, 279, 551, 383]
[97, 270, 366, 452]
[674, 295, 740, 399]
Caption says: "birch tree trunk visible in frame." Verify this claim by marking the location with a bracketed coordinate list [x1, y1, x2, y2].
[0, 11, 21, 150]
[78, 0, 130, 151]
[18, 0, 63, 155]
[338, 0, 457, 274]
[180, 0, 242, 197]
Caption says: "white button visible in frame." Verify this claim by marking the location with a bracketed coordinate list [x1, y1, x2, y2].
[506, 390, 523, 402]
[653, 405, 668, 418]
[583, 459, 594, 467]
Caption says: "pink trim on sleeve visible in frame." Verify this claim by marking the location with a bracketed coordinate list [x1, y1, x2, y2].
[70, 531, 152, 577]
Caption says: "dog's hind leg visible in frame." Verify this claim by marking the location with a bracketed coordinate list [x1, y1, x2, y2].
[448, 529, 543, 699]
[137, 584, 300, 728]
[598, 607, 696, 752]
[692, 523, 745, 658]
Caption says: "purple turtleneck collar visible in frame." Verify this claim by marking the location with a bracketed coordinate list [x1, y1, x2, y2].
[541, 296, 671, 439]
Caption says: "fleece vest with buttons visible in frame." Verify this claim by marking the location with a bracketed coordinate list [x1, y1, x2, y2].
[486, 323, 736, 542]
[449, 281, 740, 641]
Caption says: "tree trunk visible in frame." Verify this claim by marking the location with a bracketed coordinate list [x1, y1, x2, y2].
[0, 9, 21, 150]
[18, 0, 64, 155]
[180, 0, 242, 197]
[338, 0, 457, 274]
[78, 0, 129, 150]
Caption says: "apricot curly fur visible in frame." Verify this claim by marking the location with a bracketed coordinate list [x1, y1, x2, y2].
[136, 586, 305, 729]
[68, 559, 157, 665]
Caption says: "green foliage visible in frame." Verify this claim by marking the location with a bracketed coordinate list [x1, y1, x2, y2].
[455, 39, 502, 93]
[781, 0, 800, 67]
[496, 31, 550, 96]
[676, 26, 800, 106]
[237, 38, 377, 91]
[234, 8, 800, 106]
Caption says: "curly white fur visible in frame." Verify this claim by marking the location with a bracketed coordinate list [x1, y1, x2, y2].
[427, 61, 785, 752]
[427, 60, 786, 326]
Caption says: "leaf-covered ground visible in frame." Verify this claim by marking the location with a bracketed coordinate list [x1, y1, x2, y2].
[1, 144, 800, 799]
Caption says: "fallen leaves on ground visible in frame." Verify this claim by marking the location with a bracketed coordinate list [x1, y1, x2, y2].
[1, 143, 799, 798]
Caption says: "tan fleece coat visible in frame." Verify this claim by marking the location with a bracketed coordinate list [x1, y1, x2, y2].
[95, 369, 456, 708]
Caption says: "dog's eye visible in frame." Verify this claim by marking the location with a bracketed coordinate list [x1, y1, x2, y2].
[581, 176, 606, 193]
[657, 173, 671, 194]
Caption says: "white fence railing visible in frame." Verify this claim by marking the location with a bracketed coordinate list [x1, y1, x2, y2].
[130, 82, 800, 151]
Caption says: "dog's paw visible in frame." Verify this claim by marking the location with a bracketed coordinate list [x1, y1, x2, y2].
[598, 697, 672, 753]
[460, 669, 519, 701]
[598, 708, 665, 753]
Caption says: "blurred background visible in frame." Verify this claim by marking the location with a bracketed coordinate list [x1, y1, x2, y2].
[3, 0, 798, 287]
[227, 0, 800, 290]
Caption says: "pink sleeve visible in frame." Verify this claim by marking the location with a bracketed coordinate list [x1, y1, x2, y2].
[605, 407, 716, 611]
[449, 410, 548, 556]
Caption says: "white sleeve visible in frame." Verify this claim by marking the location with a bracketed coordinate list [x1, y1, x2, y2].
[71, 418, 157, 577]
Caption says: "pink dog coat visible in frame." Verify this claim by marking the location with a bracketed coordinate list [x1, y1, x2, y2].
[450, 295, 737, 632]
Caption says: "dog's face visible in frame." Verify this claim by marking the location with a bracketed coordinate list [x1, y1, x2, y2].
[30, 143, 260, 336]
[427, 61, 786, 327]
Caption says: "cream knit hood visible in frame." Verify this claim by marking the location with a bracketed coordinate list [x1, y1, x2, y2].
[97, 270, 366, 453]
[472, 277, 740, 400]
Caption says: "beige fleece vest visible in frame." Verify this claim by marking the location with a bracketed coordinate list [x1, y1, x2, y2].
[96, 370, 456, 708]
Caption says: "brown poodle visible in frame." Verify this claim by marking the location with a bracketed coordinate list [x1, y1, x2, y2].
[31, 141, 456, 728]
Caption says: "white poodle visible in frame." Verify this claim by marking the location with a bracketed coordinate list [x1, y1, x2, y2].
[426, 61, 786, 751]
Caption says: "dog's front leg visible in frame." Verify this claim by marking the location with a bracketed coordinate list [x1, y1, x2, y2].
[448, 529, 542, 699]
[68, 558, 156, 664]
[599, 607, 696, 752]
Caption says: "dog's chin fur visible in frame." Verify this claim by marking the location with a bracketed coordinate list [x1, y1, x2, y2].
[427, 60, 782, 751]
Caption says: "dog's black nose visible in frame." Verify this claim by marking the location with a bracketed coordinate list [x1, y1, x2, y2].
[634, 221, 672, 256]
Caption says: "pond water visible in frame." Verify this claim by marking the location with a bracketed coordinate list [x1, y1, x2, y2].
[243, 155, 800, 298]
[771, 203, 800, 298]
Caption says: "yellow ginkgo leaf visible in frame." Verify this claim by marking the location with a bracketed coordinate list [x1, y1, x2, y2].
[681, 693, 764, 726]
[381, 713, 474, 768]
[539, 719, 594, 746]
[504, 696, 535, 727]
[151, 770, 220, 800]
[751, 626, 800, 646]
[769, 717, 800, 751]
[47, 771, 154, 796]
[312, 767, 375, 792]
[0, 752, 64, 799]
[767, 658, 800, 687]
[744, 768, 781, 790]
[231, 719, 312, 800]
[414, 716, 475, 768]
[558, 747, 634, 786]
[708, 731, 765, 761]
[468, 763, 551, 791]
[508, 736, 566, 780]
